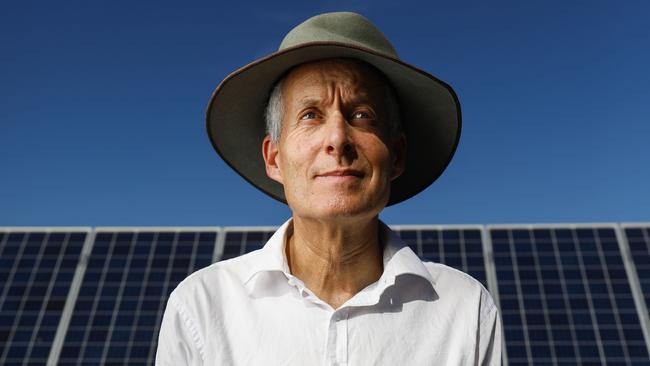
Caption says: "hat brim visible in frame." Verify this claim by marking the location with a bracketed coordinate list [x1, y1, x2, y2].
[206, 42, 461, 206]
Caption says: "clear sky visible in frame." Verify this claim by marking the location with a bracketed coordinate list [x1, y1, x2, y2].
[2, 0, 649, 227]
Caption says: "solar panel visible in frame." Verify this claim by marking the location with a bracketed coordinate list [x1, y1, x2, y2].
[0, 229, 88, 366]
[56, 229, 217, 366]
[623, 225, 650, 322]
[219, 228, 276, 260]
[491, 226, 650, 365]
[393, 227, 488, 288]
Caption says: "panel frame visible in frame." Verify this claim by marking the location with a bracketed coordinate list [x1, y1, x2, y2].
[481, 226, 509, 366]
[45, 228, 95, 366]
[619, 222, 650, 357]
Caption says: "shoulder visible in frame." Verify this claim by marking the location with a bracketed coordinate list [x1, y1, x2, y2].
[169, 249, 265, 306]
[423, 261, 482, 290]
[422, 261, 497, 316]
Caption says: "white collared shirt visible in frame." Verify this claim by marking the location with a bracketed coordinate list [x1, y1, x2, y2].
[156, 219, 501, 365]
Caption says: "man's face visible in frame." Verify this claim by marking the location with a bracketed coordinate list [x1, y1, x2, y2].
[263, 59, 406, 222]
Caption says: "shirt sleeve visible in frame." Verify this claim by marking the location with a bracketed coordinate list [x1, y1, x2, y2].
[476, 291, 502, 366]
[156, 293, 204, 366]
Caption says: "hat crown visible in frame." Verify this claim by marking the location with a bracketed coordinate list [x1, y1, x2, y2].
[279, 12, 398, 58]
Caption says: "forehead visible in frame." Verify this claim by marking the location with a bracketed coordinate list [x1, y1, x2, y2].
[281, 59, 388, 101]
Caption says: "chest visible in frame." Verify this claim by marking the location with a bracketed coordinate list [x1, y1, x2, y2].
[202, 296, 478, 366]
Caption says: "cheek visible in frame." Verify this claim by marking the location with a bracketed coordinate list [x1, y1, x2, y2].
[278, 142, 315, 182]
[363, 140, 392, 172]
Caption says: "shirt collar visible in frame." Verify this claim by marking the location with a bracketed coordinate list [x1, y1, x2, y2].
[378, 222, 434, 285]
[242, 218, 435, 294]
[241, 219, 292, 286]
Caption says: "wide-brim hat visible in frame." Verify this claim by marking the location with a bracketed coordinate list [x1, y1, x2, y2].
[206, 11, 461, 206]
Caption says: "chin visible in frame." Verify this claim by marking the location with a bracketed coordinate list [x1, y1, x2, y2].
[306, 196, 385, 221]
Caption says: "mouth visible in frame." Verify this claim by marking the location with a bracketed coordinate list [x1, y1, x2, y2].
[315, 169, 365, 179]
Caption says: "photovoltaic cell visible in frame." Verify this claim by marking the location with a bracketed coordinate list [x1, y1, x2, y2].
[58, 230, 217, 366]
[0, 230, 87, 366]
[491, 226, 649, 365]
[393, 228, 488, 288]
[624, 225, 650, 321]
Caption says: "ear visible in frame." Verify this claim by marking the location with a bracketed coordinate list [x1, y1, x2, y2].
[262, 135, 283, 184]
[390, 133, 407, 181]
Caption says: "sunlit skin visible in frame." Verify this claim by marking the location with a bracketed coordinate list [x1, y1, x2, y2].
[262, 59, 407, 308]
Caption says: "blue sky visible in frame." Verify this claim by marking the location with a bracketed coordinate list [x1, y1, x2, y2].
[2, 1, 649, 227]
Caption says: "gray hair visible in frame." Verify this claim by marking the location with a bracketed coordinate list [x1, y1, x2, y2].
[264, 77, 402, 144]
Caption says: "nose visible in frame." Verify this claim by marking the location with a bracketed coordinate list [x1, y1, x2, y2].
[324, 112, 354, 157]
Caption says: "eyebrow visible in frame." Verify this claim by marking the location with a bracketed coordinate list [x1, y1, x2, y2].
[295, 98, 322, 109]
[295, 95, 376, 109]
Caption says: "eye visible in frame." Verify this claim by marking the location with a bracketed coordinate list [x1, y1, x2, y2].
[300, 111, 317, 120]
[351, 111, 371, 119]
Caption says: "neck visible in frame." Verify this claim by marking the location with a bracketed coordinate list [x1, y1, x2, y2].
[286, 216, 384, 309]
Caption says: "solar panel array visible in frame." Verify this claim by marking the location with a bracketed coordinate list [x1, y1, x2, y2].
[57, 230, 216, 366]
[393, 227, 488, 288]
[1, 223, 650, 365]
[491, 226, 649, 365]
[0, 229, 88, 366]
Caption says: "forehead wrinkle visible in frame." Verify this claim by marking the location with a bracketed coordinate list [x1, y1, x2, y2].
[291, 80, 337, 109]
[284, 59, 388, 112]
[295, 88, 375, 114]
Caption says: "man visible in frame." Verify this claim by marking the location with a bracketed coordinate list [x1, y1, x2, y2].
[157, 12, 501, 365]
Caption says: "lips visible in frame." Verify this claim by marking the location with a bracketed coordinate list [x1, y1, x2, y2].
[315, 169, 364, 178]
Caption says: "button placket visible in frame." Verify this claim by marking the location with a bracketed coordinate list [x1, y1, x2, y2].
[326, 313, 337, 365]
[335, 308, 349, 364]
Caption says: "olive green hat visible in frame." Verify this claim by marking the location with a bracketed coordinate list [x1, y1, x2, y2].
[206, 11, 461, 206]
